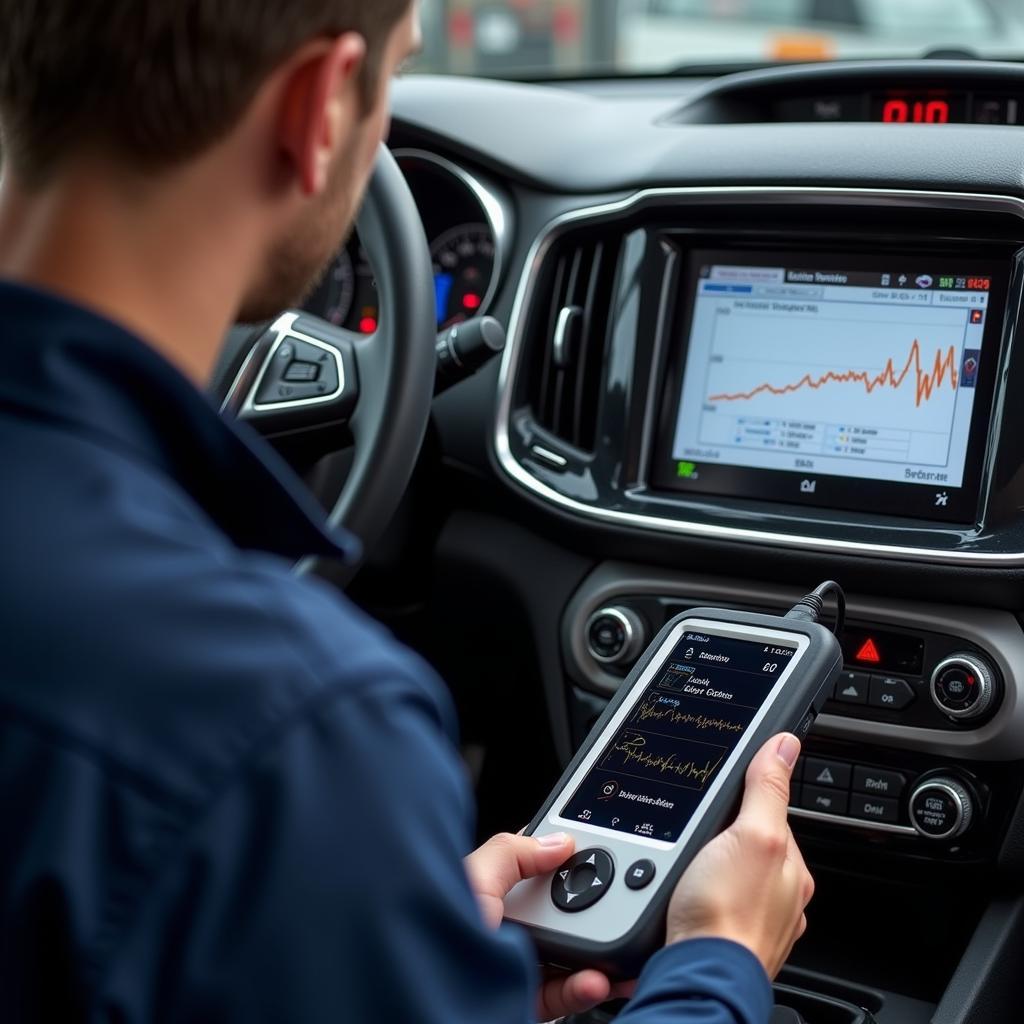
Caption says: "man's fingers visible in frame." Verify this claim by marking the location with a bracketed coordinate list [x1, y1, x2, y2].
[734, 733, 801, 838]
[464, 832, 574, 928]
[537, 970, 612, 1021]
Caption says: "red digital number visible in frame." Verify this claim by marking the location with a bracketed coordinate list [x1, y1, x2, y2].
[882, 98, 950, 124]
[966, 277, 992, 291]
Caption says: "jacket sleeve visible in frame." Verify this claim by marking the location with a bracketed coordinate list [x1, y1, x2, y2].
[95, 674, 539, 1024]
[616, 938, 774, 1024]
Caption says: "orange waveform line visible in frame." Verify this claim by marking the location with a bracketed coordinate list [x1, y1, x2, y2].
[709, 340, 959, 409]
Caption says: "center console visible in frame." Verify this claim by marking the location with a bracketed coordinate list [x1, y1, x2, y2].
[487, 186, 1024, 1020]
[552, 562, 1024, 1021]
[496, 189, 1024, 565]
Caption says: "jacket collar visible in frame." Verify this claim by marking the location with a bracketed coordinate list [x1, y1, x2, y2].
[0, 279, 360, 564]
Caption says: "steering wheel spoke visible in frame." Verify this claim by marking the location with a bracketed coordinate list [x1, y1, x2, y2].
[216, 146, 437, 586]
[224, 311, 360, 436]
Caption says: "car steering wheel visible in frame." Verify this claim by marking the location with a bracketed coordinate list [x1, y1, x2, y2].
[214, 145, 437, 586]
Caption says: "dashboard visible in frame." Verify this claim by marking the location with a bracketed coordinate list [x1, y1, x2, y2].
[381, 58, 1024, 1023]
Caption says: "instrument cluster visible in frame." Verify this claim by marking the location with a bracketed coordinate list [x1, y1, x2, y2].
[303, 150, 503, 335]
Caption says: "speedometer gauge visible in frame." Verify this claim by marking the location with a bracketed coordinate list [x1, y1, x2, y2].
[305, 248, 355, 326]
[430, 223, 496, 329]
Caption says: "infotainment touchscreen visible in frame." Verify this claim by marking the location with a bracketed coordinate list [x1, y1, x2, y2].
[653, 250, 1007, 522]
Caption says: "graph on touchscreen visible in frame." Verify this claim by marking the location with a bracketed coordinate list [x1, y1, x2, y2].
[709, 340, 959, 409]
[696, 304, 973, 468]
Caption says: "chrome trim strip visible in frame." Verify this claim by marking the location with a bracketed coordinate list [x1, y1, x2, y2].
[552, 305, 580, 367]
[789, 806, 918, 836]
[494, 186, 1024, 566]
[392, 148, 511, 323]
[531, 445, 568, 469]
[240, 312, 346, 414]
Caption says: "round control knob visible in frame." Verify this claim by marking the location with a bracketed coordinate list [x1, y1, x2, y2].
[930, 653, 997, 721]
[585, 607, 646, 667]
[909, 777, 974, 840]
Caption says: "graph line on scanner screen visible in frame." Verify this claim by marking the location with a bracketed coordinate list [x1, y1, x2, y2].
[601, 731, 728, 790]
[634, 701, 744, 734]
[709, 339, 959, 409]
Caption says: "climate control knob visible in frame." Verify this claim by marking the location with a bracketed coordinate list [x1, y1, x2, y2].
[930, 653, 997, 721]
[586, 607, 646, 667]
[909, 777, 974, 840]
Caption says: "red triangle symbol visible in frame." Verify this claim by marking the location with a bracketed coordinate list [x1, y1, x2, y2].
[855, 638, 881, 664]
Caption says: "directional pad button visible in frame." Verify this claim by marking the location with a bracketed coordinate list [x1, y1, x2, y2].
[551, 848, 615, 913]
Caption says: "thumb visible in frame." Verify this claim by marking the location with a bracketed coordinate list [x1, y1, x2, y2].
[734, 733, 801, 833]
[465, 832, 574, 928]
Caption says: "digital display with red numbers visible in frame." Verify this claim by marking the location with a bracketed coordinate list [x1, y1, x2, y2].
[967, 278, 992, 291]
[777, 88, 1023, 126]
[871, 92, 967, 124]
[881, 98, 950, 124]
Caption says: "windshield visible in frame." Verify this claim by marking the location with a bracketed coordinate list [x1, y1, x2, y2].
[414, 0, 1024, 77]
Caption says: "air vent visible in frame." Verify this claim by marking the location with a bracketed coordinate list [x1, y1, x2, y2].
[522, 232, 619, 453]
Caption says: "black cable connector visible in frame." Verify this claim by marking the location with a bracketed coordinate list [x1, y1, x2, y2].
[785, 580, 846, 638]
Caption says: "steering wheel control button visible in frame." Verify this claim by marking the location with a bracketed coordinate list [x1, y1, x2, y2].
[255, 337, 342, 406]
[804, 758, 850, 790]
[283, 361, 320, 383]
[868, 675, 915, 711]
[585, 608, 646, 667]
[849, 794, 899, 825]
[910, 778, 974, 840]
[551, 849, 615, 912]
[625, 860, 656, 891]
[833, 671, 869, 704]
[853, 767, 906, 799]
[800, 786, 849, 817]
[931, 654, 996, 720]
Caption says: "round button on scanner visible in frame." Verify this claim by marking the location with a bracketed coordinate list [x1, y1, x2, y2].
[585, 607, 646, 667]
[551, 849, 615, 913]
[930, 654, 997, 721]
[625, 859, 656, 891]
[909, 777, 974, 840]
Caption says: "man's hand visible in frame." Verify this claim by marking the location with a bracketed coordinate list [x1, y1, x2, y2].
[465, 831, 634, 1020]
[665, 733, 813, 979]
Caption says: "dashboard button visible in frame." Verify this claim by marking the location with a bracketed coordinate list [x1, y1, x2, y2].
[801, 786, 849, 816]
[931, 654, 996, 720]
[625, 860, 656, 891]
[850, 794, 900, 825]
[804, 758, 851, 789]
[869, 675, 915, 711]
[853, 767, 906, 798]
[585, 608, 646, 667]
[551, 849, 615, 912]
[910, 778, 974, 840]
[833, 671, 869, 704]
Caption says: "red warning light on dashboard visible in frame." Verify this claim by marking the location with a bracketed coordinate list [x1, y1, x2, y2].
[855, 638, 882, 664]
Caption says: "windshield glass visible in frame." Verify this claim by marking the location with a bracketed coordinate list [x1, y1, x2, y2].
[415, 0, 1024, 77]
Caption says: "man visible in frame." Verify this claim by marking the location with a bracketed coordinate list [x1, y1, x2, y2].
[0, 1, 814, 1021]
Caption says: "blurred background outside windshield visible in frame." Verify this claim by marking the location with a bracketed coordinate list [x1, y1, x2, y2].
[416, 0, 1024, 77]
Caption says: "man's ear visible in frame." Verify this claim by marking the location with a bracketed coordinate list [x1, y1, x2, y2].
[278, 33, 368, 196]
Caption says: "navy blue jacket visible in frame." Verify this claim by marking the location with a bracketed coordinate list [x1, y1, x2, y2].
[0, 281, 774, 1023]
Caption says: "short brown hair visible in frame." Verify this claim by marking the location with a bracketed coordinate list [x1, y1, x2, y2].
[0, 0, 410, 181]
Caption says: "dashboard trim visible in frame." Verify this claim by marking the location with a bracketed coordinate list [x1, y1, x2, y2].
[495, 186, 1024, 566]
[392, 147, 510, 326]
